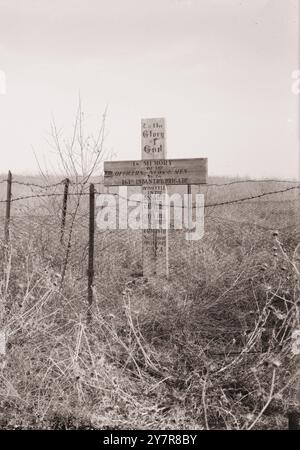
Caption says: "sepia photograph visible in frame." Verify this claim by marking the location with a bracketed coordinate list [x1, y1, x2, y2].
[0, 0, 299, 437]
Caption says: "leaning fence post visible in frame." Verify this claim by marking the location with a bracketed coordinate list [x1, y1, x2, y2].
[287, 350, 300, 429]
[87, 183, 95, 323]
[4, 170, 12, 244]
[288, 412, 299, 430]
[60, 178, 70, 244]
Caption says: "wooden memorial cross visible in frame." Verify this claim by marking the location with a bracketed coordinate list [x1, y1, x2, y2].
[141, 118, 167, 278]
[104, 118, 207, 278]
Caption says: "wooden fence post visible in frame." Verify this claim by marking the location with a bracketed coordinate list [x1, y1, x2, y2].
[288, 352, 300, 429]
[4, 170, 12, 244]
[60, 178, 70, 244]
[288, 412, 299, 430]
[87, 183, 95, 323]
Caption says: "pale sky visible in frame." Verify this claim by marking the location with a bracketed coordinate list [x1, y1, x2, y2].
[0, 0, 299, 178]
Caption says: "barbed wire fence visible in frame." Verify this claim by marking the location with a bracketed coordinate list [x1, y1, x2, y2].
[1, 172, 300, 294]
[0, 171, 299, 348]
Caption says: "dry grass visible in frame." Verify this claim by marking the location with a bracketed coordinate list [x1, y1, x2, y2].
[0, 177, 299, 429]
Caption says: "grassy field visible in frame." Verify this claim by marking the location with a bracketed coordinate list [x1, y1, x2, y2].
[0, 175, 299, 429]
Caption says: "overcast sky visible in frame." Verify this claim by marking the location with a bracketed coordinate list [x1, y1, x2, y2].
[0, 0, 299, 178]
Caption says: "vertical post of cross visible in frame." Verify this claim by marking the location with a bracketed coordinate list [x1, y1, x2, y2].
[4, 170, 12, 244]
[141, 118, 168, 278]
[187, 184, 192, 231]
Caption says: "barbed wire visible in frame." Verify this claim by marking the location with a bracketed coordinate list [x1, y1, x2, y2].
[109, 184, 300, 209]
[204, 179, 299, 187]
[0, 177, 298, 190]
[205, 185, 300, 208]
[0, 191, 98, 203]
[11, 180, 66, 189]
[0, 178, 95, 189]
[0, 184, 298, 210]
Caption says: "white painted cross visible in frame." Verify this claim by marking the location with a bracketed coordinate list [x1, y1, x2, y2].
[104, 118, 207, 278]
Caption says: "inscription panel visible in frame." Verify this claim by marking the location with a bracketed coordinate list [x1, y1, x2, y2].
[141, 118, 165, 160]
[104, 158, 207, 186]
